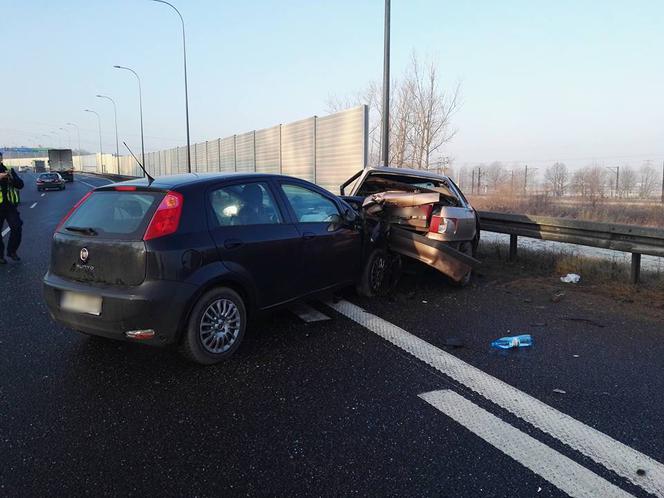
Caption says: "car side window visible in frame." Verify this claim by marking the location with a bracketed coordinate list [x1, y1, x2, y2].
[281, 184, 339, 223]
[209, 182, 282, 227]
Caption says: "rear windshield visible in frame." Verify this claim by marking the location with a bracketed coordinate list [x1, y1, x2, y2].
[40, 174, 59, 180]
[62, 191, 163, 239]
[356, 173, 459, 204]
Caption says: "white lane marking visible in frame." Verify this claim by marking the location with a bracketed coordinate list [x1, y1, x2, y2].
[328, 300, 664, 497]
[289, 302, 330, 322]
[420, 390, 633, 498]
[29, 202, 37, 209]
[77, 179, 98, 189]
[1, 227, 9, 238]
[41, 193, 46, 197]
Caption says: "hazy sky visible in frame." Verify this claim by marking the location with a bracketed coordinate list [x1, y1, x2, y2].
[3, 0, 663, 169]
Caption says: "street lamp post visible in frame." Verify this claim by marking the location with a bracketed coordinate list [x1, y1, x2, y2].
[96, 95, 121, 174]
[114, 65, 145, 167]
[151, 0, 191, 172]
[84, 109, 104, 173]
[66, 122, 83, 171]
[380, 0, 391, 167]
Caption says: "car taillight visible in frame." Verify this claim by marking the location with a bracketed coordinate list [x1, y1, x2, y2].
[430, 216, 458, 235]
[55, 191, 93, 232]
[143, 191, 183, 241]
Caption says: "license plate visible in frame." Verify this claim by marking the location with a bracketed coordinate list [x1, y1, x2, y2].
[61, 291, 102, 316]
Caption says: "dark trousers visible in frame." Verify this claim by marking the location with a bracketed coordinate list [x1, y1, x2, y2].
[0, 207, 23, 256]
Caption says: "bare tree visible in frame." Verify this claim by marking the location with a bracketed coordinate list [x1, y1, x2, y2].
[618, 166, 637, 198]
[485, 161, 509, 192]
[407, 54, 460, 169]
[326, 52, 460, 169]
[572, 165, 607, 204]
[544, 162, 568, 197]
[638, 163, 660, 198]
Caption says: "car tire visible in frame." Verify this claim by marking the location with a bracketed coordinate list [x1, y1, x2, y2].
[180, 287, 247, 365]
[450, 242, 473, 288]
[357, 248, 402, 297]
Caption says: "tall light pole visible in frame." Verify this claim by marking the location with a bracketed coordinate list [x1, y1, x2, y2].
[96, 94, 121, 174]
[380, 0, 391, 167]
[152, 0, 191, 172]
[114, 65, 145, 167]
[66, 122, 82, 170]
[84, 109, 104, 173]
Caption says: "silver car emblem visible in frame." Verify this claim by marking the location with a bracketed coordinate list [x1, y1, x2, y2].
[80, 248, 89, 263]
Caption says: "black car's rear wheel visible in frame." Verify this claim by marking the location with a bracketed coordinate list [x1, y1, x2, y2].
[357, 248, 402, 297]
[180, 287, 247, 365]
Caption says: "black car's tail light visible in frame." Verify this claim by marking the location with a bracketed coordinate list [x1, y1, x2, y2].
[143, 191, 184, 241]
[55, 191, 93, 232]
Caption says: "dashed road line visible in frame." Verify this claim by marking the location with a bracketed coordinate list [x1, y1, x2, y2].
[30, 202, 37, 209]
[77, 179, 99, 189]
[420, 390, 633, 498]
[41, 193, 45, 197]
[327, 299, 664, 497]
[1, 227, 9, 238]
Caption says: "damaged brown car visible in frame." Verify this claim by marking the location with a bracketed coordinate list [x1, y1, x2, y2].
[342, 166, 481, 295]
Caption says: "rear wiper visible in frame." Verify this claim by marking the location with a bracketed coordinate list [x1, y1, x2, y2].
[65, 226, 98, 236]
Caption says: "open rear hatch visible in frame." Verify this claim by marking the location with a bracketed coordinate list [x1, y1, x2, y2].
[51, 188, 165, 286]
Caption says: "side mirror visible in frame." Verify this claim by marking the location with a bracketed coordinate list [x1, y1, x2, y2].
[344, 208, 358, 224]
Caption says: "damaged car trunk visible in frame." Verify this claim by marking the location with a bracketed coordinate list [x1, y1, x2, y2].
[341, 167, 481, 295]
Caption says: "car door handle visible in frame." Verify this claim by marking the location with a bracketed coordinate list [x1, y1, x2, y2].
[224, 238, 244, 250]
[302, 232, 316, 240]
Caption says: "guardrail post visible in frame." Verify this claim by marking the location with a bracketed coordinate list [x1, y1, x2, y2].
[509, 234, 518, 261]
[630, 253, 641, 284]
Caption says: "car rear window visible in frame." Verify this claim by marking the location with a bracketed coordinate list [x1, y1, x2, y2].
[62, 191, 163, 239]
[357, 173, 460, 206]
[40, 174, 59, 180]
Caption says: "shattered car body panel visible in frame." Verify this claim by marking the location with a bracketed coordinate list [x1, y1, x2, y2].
[340, 166, 481, 283]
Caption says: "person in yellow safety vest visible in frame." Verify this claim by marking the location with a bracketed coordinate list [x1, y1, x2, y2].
[0, 152, 25, 264]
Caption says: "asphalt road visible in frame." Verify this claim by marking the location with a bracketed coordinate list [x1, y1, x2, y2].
[1, 172, 663, 497]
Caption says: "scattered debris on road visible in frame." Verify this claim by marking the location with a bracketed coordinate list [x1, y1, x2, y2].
[561, 317, 606, 328]
[551, 290, 566, 303]
[553, 388, 567, 394]
[560, 273, 581, 284]
[490, 334, 533, 349]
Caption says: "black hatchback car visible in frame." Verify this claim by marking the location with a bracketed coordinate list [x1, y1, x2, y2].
[43, 173, 362, 364]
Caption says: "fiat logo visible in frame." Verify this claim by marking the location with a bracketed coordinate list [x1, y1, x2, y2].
[80, 248, 89, 263]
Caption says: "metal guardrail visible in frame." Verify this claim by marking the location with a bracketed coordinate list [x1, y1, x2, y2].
[478, 211, 664, 283]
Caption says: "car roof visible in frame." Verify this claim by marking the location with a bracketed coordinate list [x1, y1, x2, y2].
[365, 166, 451, 181]
[107, 172, 306, 190]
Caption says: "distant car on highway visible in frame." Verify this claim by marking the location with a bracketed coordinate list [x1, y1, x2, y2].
[36, 172, 66, 191]
[43, 173, 364, 364]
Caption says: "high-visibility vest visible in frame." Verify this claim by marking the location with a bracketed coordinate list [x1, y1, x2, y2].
[0, 171, 20, 205]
